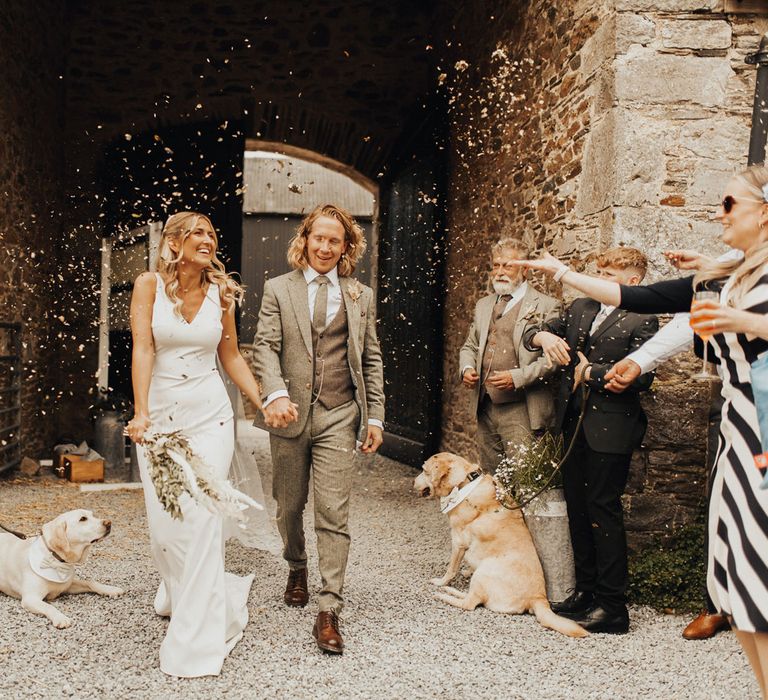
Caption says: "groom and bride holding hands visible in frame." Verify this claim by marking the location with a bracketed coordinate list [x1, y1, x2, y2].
[127, 163, 768, 694]
[127, 204, 383, 676]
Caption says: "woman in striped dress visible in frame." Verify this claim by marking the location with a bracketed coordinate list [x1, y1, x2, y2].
[517, 164, 768, 697]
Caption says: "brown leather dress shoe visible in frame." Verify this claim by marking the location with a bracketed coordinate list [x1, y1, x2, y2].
[283, 568, 309, 607]
[682, 612, 730, 640]
[313, 611, 344, 654]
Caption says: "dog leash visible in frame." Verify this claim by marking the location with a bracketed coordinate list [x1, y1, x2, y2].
[0, 522, 27, 539]
[499, 371, 592, 513]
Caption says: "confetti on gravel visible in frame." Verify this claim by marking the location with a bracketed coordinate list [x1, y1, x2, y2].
[0, 424, 758, 699]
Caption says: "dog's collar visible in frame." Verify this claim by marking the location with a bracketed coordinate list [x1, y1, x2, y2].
[440, 473, 485, 514]
[29, 536, 74, 583]
[459, 469, 483, 488]
[40, 532, 67, 563]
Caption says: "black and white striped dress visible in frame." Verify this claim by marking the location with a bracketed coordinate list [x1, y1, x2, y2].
[708, 270, 768, 632]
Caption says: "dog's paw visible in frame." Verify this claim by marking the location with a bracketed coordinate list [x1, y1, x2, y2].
[51, 614, 72, 629]
[102, 586, 124, 598]
[429, 577, 447, 587]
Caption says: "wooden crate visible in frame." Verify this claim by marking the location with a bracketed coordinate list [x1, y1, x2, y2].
[54, 452, 81, 477]
[62, 456, 104, 483]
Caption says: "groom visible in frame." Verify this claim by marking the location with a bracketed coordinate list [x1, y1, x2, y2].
[253, 203, 385, 654]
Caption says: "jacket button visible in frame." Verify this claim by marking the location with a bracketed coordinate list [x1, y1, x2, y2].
[305, 383, 311, 389]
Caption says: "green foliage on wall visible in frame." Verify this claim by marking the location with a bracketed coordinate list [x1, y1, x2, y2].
[628, 511, 707, 613]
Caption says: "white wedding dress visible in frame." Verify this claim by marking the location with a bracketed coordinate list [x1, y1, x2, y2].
[136, 274, 254, 678]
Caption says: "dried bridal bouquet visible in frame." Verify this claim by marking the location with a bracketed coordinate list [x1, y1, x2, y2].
[142, 431, 263, 522]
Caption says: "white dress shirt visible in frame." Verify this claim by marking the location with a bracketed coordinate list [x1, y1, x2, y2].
[589, 303, 615, 336]
[304, 266, 342, 328]
[264, 266, 383, 429]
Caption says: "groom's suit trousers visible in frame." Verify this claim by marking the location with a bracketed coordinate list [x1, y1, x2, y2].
[269, 398, 359, 613]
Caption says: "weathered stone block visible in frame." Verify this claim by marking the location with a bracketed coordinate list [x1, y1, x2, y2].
[615, 0, 723, 10]
[616, 14, 656, 54]
[625, 493, 679, 532]
[574, 110, 617, 217]
[615, 50, 733, 107]
[660, 20, 732, 51]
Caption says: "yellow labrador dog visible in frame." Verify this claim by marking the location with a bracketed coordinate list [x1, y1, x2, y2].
[0, 509, 123, 628]
[415, 453, 587, 638]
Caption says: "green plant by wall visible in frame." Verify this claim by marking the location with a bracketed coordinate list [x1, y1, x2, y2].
[627, 510, 707, 613]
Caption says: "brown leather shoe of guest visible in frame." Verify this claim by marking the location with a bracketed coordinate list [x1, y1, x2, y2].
[283, 568, 308, 607]
[312, 611, 344, 654]
[682, 612, 730, 640]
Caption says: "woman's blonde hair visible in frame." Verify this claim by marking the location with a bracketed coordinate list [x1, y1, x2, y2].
[157, 211, 244, 317]
[694, 163, 768, 306]
[286, 204, 367, 277]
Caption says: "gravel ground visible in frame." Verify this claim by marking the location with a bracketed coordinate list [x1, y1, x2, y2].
[0, 423, 758, 700]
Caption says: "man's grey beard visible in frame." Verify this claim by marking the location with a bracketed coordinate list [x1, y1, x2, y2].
[492, 278, 516, 295]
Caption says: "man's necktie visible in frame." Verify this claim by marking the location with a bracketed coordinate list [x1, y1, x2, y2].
[313, 275, 329, 333]
[589, 305, 610, 336]
[493, 294, 513, 320]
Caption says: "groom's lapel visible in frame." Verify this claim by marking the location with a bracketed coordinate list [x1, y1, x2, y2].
[341, 277, 361, 355]
[287, 270, 313, 356]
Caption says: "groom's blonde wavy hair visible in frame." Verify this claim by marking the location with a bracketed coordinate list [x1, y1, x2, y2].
[694, 163, 768, 306]
[286, 204, 367, 277]
[157, 212, 244, 317]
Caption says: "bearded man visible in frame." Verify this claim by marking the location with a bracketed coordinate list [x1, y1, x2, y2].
[459, 237, 560, 473]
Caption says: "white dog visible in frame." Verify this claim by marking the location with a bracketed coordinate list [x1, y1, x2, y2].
[0, 509, 124, 628]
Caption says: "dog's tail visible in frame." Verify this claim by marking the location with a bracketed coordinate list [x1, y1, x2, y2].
[531, 598, 589, 638]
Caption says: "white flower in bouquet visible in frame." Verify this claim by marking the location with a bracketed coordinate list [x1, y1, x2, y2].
[494, 432, 563, 508]
[142, 431, 263, 523]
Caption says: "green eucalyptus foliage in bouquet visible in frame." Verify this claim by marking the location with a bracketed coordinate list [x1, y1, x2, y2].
[142, 431, 262, 522]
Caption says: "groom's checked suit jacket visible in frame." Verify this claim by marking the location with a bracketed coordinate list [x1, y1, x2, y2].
[252, 269, 385, 441]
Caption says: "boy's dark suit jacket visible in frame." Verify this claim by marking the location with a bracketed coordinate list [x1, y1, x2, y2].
[525, 297, 659, 455]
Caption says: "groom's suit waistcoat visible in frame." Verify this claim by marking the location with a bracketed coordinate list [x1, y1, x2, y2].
[311, 300, 355, 410]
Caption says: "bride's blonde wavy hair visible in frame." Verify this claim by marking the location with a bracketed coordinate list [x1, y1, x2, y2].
[157, 212, 244, 317]
[693, 163, 768, 306]
[286, 203, 367, 277]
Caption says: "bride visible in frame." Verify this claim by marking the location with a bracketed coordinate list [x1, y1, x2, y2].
[126, 211, 283, 677]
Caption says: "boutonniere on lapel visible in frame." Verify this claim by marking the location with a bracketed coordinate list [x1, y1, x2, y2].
[347, 279, 364, 311]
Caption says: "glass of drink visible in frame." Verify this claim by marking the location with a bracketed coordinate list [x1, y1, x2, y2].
[690, 290, 720, 381]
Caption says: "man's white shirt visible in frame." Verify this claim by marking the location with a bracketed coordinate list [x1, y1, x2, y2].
[263, 267, 383, 429]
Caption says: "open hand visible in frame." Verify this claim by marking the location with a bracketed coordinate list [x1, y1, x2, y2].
[462, 368, 479, 388]
[361, 425, 383, 454]
[264, 397, 299, 429]
[604, 357, 641, 393]
[663, 249, 714, 272]
[534, 331, 571, 368]
[510, 251, 568, 277]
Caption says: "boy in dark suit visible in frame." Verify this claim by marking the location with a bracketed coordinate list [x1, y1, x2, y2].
[524, 247, 658, 634]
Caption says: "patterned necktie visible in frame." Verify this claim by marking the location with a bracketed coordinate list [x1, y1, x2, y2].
[313, 275, 329, 333]
[493, 294, 513, 320]
[589, 305, 610, 336]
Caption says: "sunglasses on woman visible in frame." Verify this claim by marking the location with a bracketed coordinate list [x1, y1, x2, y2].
[721, 195, 765, 213]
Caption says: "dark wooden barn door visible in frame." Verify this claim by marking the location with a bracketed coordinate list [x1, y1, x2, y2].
[377, 118, 446, 466]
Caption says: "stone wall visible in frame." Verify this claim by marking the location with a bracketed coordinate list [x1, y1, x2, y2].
[440, 0, 768, 545]
[0, 2, 66, 460]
